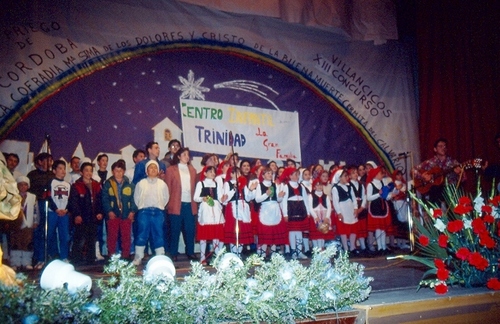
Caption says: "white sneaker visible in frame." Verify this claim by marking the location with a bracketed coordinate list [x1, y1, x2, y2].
[296, 252, 308, 260]
[292, 251, 308, 260]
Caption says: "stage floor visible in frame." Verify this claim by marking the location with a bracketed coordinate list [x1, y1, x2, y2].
[19, 246, 426, 292]
[10, 248, 500, 323]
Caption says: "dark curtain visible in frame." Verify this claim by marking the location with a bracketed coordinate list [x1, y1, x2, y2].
[416, 1, 500, 171]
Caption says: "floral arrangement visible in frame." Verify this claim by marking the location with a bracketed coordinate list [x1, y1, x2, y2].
[405, 180, 500, 294]
[0, 245, 372, 323]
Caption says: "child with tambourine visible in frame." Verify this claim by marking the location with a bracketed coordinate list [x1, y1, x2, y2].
[193, 166, 227, 265]
[308, 178, 333, 250]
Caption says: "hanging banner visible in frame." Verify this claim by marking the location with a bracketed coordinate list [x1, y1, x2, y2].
[181, 99, 300, 160]
[0, 0, 419, 172]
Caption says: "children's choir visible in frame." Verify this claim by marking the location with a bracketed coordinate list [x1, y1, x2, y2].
[1, 148, 412, 270]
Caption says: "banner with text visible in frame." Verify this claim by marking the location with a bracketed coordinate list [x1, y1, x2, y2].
[181, 99, 300, 161]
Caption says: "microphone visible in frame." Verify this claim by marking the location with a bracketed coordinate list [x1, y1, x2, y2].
[398, 151, 411, 157]
[228, 131, 234, 146]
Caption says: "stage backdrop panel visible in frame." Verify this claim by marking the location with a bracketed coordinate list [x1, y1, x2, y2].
[0, 0, 418, 173]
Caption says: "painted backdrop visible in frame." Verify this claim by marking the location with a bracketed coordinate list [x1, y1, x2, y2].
[0, 0, 418, 174]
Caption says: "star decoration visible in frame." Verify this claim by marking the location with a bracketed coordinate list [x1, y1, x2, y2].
[172, 70, 210, 100]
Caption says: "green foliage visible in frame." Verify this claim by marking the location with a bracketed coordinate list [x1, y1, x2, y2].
[404, 180, 500, 292]
[1, 246, 372, 323]
[0, 274, 97, 323]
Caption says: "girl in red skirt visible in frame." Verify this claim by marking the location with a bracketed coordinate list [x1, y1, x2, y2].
[193, 166, 227, 265]
[280, 167, 310, 260]
[308, 178, 334, 250]
[331, 169, 359, 255]
[254, 167, 287, 258]
[223, 167, 256, 256]
[247, 165, 264, 249]
[348, 166, 368, 255]
[366, 166, 392, 254]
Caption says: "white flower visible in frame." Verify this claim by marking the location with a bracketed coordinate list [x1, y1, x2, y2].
[246, 278, 258, 289]
[325, 290, 336, 300]
[280, 267, 293, 281]
[463, 218, 472, 230]
[434, 219, 446, 232]
[493, 206, 500, 219]
[260, 291, 274, 301]
[474, 195, 484, 213]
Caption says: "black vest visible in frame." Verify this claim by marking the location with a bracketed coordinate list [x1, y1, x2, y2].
[201, 181, 218, 200]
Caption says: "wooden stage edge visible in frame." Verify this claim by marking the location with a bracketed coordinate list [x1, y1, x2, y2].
[353, 287, 500, 324]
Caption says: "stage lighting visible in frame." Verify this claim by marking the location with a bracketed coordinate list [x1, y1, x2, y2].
[40, 260, 92, 294]
[143, 255, 176, 281]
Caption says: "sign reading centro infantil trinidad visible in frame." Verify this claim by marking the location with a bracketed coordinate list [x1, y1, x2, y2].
[181, 99, 301, 161]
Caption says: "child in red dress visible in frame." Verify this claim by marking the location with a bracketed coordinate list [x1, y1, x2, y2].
[280, 167, 310, 259]
[223, 167, 256, 256]
[308, 178, 333, 250]
[254, 167, 287, 258]
[193, 166, 227, 265]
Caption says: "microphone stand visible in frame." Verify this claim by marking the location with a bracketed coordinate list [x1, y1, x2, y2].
[400, 152, 415, 251]
[44, 133, 51, 265]
[44, 191, 49, 265]
[229, 132, 240, 257]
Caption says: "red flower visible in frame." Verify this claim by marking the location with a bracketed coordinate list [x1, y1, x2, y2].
[447, 220, 464, 233]
[435, 283, 448, 294]
[434, 258, 446, 269]
[487, 278, 500, 290]
[468, 252, 489, 271]
[484, 214, 495, 224]
[437, 268, 450, 281]
[472, 218, 487, 235]
[479, 233, 496, 249]
[458, 197, 472, 205]
[433, 209, 443, 218]
[456, 247, 470, 261]
[490, 196, 500, 207]
[481, 205, 493, 214]
[418, 235, 430, 247]
[438, 234, 448, 248]
[454, 204, 473, 214]
[453, 197, 473, 214]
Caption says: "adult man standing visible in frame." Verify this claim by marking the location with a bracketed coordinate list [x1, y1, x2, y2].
[133, 142, 167, 184]
[6, 153, 23, 179]
[66, 156, 81, 184]
[413, 138, 465, 204]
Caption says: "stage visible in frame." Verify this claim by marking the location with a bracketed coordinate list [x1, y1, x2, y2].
[19, 248, 500, 323]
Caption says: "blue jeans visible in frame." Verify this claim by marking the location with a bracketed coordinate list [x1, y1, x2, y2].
[169, 202, 196, 256]
[135, 208, 165, 249]
[47, 210, 70, 260]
